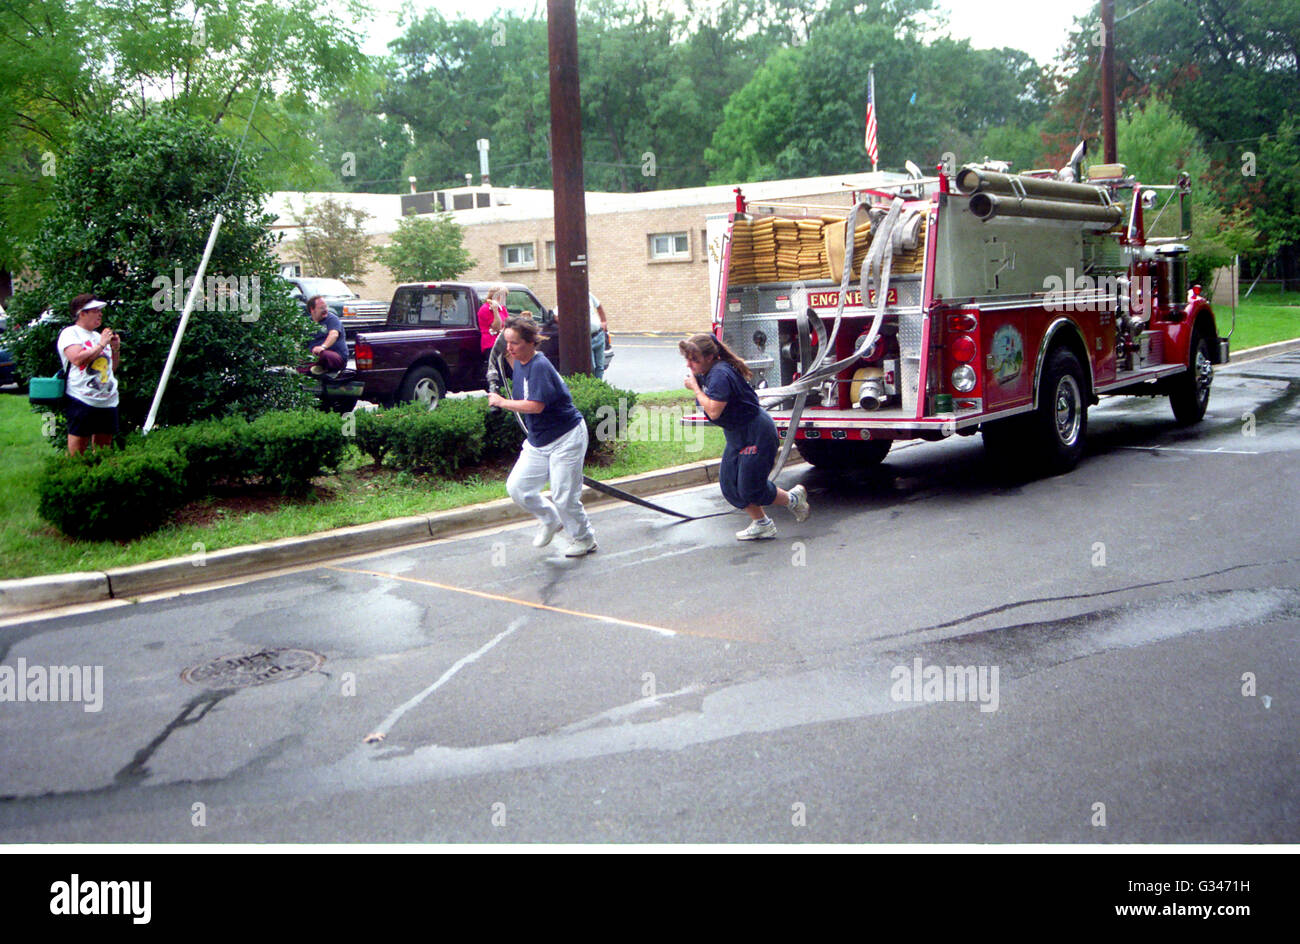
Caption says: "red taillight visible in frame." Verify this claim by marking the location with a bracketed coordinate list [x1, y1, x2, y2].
[355, 342, 373, 370]
[948, 314, 977, 333]
[951, 335, 977, 363]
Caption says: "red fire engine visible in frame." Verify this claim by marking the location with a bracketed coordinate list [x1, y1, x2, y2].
[702, 150, 1224, 473]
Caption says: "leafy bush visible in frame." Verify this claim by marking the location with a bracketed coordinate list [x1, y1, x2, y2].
[138, 417, 253, 495]
[354, 402, 425, 468]
[482, 402, 526, 462]
[247, 411, 348, 495]
[565, 374, 636, 461]
[36, 448, 187, 540]
[5, 112, 313, 434]
[386, 398, 485, 474]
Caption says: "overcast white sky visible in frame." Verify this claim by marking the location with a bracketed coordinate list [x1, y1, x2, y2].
[357, 1, 1100, 65]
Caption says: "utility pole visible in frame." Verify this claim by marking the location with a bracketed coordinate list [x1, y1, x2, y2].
[548, 0, 591, 375]
[1101, 0, 1117, 164]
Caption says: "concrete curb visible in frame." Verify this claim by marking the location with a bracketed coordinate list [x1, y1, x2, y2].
[0, 458, 725, 619]
[1227, 337, 1300, 364]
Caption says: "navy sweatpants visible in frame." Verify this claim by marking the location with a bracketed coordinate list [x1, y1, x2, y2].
[719, 411, 778, 509]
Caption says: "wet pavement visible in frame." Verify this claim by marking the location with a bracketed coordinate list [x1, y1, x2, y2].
[1, 354, 1297, 843]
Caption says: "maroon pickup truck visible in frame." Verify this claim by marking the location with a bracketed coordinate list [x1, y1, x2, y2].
[353, 282, 560, 408]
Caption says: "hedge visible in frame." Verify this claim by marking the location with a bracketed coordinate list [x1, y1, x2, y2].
[38, 409, 349, 538]
[355, 377, 634, 473]
[37, 448, 188, 540]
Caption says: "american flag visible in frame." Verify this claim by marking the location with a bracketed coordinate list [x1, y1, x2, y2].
[864, 67, 879, 171]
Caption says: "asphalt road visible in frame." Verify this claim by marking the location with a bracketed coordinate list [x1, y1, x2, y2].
[1, 354, 1297, 844]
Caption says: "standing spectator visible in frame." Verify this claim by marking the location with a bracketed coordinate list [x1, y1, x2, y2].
[477, 283, 508, 354]
[57, 294, 120, 455]
[307, 295, 348, 374]
[589, 292, 610, 380]
[681, 333, 810, 540]
[488, 316, 598, 557]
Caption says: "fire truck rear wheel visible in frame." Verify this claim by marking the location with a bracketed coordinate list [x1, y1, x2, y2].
[794, 438, 892, 470]
[1169, 330, 1213, 426]
[1033, 347, 1088, 473]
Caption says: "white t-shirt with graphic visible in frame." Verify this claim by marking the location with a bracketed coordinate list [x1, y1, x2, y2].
[58, 325, 119, 407]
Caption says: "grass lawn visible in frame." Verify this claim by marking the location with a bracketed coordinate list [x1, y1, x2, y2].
[1224, 283, 1300, 351]
[0, 390, 722, 580]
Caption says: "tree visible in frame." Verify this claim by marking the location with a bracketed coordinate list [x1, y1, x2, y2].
[374, 213, 475, 283]
[703, 2, 1048, 182]
[6, 112, 311, 432]
[291, 197, 373, 281]
[0, 0, 366, 270]
[1117, 95, 1258, 280]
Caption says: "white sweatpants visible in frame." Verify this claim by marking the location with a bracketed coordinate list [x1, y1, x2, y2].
[506, 420, 593, 541]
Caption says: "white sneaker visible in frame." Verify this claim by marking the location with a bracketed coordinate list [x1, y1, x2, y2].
[533, 520, 563, 548]
[736, 518, 778, 541]
[309, 365, 326, 375]
[787, 484, 811, 522]
[563, 534, 598, 557]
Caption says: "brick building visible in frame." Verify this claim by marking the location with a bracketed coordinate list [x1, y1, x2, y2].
[269, 172, 895, 335]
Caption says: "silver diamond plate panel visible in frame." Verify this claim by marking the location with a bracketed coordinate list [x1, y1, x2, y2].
[721, 314, 781, 389]
[898, 312, 926, 412]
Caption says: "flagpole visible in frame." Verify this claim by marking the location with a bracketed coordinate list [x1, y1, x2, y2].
[869, 67, 878, 173]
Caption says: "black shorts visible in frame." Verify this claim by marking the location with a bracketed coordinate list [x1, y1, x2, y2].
[65, 397, 119, 438]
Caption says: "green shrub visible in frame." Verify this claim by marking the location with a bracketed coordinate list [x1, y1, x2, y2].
[354, 402, 425, 468]
[36, 448, 187, 540]
[387, 397, 485, 474]
[138, 416, 253, 495]
[564, 374, 635, 460]
[483, 399, 526, 461]
[247, 410, 347, 494]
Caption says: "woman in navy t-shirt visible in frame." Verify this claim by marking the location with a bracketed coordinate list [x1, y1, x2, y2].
[681, 333, 810, 540]
[488, 316, 597, 557]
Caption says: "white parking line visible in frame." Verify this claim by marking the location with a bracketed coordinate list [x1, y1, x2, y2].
[364, 616, 528, 743]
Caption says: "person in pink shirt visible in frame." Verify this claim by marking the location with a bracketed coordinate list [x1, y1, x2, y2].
[477, 283, 508, 354]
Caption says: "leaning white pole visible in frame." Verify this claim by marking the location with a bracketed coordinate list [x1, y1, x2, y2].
[143, 213, 224, 433]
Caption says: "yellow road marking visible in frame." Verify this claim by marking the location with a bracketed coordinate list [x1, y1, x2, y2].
[325, 565, 762, 643]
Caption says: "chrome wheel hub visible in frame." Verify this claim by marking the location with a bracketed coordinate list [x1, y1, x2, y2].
[1055, 375, 1081, 445]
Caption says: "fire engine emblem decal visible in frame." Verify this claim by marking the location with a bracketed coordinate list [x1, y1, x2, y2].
[989, 324, 1025, 385]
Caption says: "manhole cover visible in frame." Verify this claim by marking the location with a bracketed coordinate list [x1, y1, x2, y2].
[182, 648, 324, 689]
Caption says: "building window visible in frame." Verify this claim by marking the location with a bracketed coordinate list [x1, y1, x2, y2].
[649, 231, 690, 260]
[546, 240, 556, 269]
[500, 242, 536, 270]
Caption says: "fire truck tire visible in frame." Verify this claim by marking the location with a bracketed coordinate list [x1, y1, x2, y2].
[398, 366, 445, 411]
[1169, 330, 1213, 426]
[794, 438, 892, 469]
[1031, 347, 1088, 473]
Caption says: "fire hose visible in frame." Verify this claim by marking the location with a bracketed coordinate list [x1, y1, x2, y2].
[485, 335, 730, 521]
[760, 195, 922, 479]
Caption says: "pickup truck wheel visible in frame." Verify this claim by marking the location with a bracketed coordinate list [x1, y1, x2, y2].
[794, 437, 891, 469]
[1031, 347, 1087, 473]
[1169, 331, 1213, 426]
[399, 366, 445, 410]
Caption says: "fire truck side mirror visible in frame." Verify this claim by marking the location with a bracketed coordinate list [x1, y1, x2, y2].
[1141, 189, 1158, 210]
